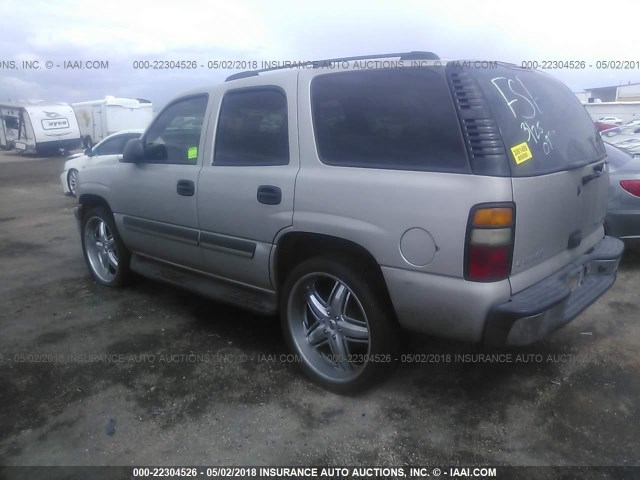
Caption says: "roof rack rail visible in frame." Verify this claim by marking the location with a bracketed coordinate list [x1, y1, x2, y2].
[225, 51, 439, 81]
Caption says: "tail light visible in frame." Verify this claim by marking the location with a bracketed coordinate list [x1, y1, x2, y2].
[465, 204, 515, 282]
[620, 180, 640, 197]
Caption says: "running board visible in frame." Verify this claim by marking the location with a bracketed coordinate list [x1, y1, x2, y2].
[130, 254, 277, 315]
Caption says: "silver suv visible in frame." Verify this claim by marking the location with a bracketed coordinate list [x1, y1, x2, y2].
[74, 52, 624, 392]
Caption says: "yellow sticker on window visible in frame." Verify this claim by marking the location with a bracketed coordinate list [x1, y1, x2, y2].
[510, 142, 533, 165]
[187, 146, 198, 160]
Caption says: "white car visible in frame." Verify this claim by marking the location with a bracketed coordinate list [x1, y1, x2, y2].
[60, 130, 142, 195]
[597, 116, 623, 125]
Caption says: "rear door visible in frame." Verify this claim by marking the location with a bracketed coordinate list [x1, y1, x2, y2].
[467, 66, 608, 293]
[196, 76, 299, 290]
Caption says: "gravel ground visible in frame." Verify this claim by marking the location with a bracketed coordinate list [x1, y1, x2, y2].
[0, 150, 638, 473]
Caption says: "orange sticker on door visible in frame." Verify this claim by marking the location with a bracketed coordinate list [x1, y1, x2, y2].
[510, 142, 533, 165]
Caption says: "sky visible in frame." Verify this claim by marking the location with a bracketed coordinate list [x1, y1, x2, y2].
[1, 0, 640, 109]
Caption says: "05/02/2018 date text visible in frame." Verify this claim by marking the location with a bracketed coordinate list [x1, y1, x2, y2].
[521, 60, 640, 69]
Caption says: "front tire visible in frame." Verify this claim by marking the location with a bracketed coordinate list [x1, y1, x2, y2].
[81, 206, 131, 287]
[280, 256, 399, 393]
[67, 169, 78, 196]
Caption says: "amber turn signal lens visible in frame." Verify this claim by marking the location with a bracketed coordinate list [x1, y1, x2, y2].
[472, 208, 513, 226]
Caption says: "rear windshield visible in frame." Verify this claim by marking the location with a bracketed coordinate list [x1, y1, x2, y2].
[605, 142, 634, 168]
[473, 67, 605, 176]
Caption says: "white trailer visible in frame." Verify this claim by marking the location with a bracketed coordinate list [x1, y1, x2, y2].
[72, 96, 153, 148]
[0, 104, 21, 150]
[0, 102, 82, 154]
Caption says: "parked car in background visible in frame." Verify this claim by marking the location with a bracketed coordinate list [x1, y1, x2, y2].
[73, 53, 624, 392]
[614, 139, 640, 156]
[595, 121, 619, 132]
[597, 116, 623, 125]
[605, 143, 640, 244]
[600, 125, 640, 145]
[61, 130, 142, 196]
[625, 119, 640, 126]
[72, 97, 153, 148]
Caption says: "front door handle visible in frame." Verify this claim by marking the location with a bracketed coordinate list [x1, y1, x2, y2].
[257, 185, 282, 205]
[177, 179, 195, 196]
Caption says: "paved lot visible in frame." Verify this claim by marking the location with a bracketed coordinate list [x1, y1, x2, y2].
[0, 150, 639, 468]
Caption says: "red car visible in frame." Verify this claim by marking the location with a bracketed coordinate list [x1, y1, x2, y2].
[595, 121, 618, 132]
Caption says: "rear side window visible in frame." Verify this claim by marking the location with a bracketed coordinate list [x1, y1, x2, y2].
[96, 133, 141, 156]
[96, 135, 126, 155]
[311, 69, 469, 173]
[214, 88, 289, 166]
[472, 68, 606, 176]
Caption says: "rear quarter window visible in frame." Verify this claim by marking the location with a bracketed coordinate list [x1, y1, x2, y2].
[311, 69, 470, 173]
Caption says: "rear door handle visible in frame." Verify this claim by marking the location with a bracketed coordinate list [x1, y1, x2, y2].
[177, 179, 195, 196]
[257, 185, 282, 205]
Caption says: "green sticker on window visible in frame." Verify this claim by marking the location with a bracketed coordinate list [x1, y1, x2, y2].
[187, 146, 198, 160]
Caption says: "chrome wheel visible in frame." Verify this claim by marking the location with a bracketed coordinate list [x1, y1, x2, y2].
[287, 272, 370, 383]
[67, 169, 78, 195]
[84, 216, 119, 283]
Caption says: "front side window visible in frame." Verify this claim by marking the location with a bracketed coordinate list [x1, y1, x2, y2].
[214, 89, 289, 166]
[144, 95, 208, 165]
[311, 69, 469, 172]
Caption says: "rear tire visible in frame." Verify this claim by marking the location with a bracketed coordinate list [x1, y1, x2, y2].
[81, 206, 131, 287]
[280, 255, 399, 393]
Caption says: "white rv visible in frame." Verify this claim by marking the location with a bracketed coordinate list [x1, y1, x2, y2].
[0, 103, 82, 154]
[72, 96, 153, 148]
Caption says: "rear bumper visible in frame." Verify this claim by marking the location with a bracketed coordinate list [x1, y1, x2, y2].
[484, 236, 624, 346]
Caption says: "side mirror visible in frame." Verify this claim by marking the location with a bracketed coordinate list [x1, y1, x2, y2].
[84, 148, 94, 157]
[122, 138, 144, 163]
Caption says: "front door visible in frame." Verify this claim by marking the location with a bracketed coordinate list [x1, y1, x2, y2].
[109, 94, 210, 269]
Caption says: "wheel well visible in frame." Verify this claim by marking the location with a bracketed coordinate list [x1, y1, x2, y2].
[78, 194, 111, 214]
[275, 232, 387, 289]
